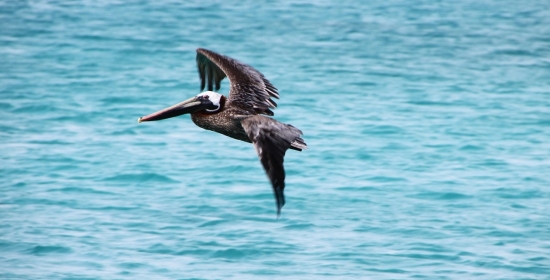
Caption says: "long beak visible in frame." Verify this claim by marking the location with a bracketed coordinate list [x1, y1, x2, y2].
[138, 96, 214, 123]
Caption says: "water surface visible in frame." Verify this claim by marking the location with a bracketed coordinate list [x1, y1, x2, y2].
[1, 0, 550, 279]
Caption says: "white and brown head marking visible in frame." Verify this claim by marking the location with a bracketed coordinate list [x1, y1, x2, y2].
[197, 91, 223, 112]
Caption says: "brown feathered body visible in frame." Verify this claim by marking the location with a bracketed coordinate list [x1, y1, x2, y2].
[191, 98, 251, 143]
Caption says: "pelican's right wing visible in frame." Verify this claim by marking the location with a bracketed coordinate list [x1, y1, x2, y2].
[196, 48, 279, 116]
[241, 115, 307, 216]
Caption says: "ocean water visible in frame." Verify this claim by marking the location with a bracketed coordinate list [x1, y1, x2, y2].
[1, 0, 550, 279]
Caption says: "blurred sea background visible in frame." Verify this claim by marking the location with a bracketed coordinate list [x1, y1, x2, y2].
[2, 0, 550, 279]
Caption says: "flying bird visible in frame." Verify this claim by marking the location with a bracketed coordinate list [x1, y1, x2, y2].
[138, 48, 307, 216]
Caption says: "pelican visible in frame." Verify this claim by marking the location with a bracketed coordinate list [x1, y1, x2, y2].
[138, 48, 307, 216]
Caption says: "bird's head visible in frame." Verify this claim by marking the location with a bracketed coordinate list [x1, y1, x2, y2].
[138, 91, 224, 123]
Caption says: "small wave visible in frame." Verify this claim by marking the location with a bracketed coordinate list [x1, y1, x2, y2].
[367, 268, 407, 274]
[12, 104, 58, 114]
[408, 191, 472, 201]
[198, 219, 228, 228]
[47, 187, 116, 196]
[117, 262, 146, 269]
[459, 144, 484, 151]
[100, 96, 136, 104]
[493, 188, 542, 199]
[283, 223, 315, 230]
[398, 253, 460, 261]
[367, 176, 408, 182]
[28, 140, 73, 145]
[26, 245, 72, 256]
[0, 102, 14, 110]
[211, 248, 248, 259]
[176, 249, 213, 257]
[102, 173, 179, 183]
[140, 243, 177, 255]
[109, 128, 137, 135]
[407, 100, 456, 106]
[361, 125, 404, 135]
[491, 49, 538, 57]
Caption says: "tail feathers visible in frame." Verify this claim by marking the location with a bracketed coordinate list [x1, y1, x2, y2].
[290, 137, 308, 151]
[274, 184, 285, 218]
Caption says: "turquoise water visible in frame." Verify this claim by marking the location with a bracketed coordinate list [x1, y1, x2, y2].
[2, 0, 550, 278]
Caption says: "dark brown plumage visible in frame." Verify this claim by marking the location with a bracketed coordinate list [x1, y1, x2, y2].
[139, 48, 307, 216]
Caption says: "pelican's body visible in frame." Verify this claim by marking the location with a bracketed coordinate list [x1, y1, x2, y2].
[190, 98, 250, 143]
[139, 48, 307, 216]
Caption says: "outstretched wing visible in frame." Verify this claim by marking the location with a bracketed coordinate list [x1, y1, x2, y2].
[241, 115, 307, 216]
[196, 48, 279, 116]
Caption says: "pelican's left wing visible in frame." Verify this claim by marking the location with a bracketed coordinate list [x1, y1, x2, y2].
[241, 115, 307, 216]
[196, 48, 279, 116]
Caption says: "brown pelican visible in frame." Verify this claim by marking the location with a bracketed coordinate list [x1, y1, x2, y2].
[138, 48, 307, 216]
